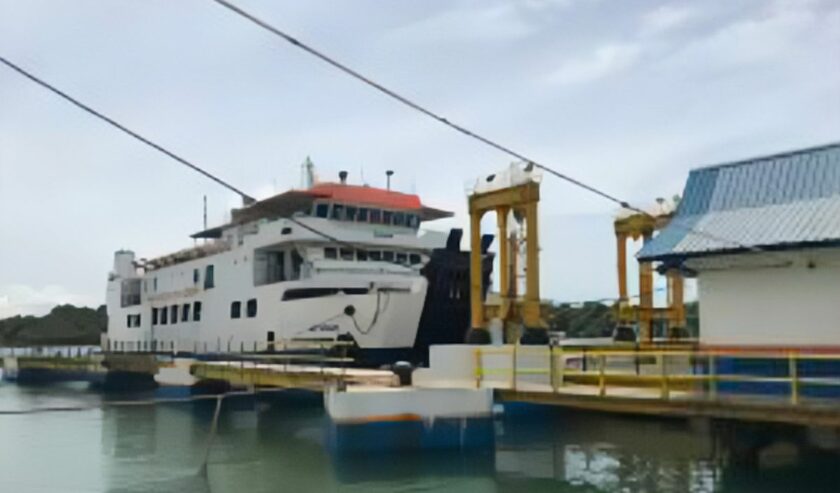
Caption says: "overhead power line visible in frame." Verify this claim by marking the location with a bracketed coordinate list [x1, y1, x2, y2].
[212, 0, 788, 261]
[0, 55, 256, 204]
[211, 0, 634, 212]
[1, 16, 783, 262]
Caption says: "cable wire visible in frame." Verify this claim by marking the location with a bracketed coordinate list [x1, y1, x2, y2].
[0, 55, 256, 204]
[0, 388, 269, 415]
[1, 18, 787, 262]
[210, 0, 791, 262]
[211, 0, 632, 210]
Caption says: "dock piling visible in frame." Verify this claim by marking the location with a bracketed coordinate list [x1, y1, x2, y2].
[789, 354, 799, 405]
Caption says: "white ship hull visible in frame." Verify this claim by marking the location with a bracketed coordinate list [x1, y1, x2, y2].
[106, 216, 447, 356]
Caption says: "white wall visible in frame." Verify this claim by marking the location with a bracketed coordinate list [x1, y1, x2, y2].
[698, 257, 840, 347]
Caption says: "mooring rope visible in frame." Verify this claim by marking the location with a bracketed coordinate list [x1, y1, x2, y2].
[0, 387, 286, 415]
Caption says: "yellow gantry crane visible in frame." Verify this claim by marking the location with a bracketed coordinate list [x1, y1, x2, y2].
[614, 203, 686, 343]
[466, 163, 548, 345]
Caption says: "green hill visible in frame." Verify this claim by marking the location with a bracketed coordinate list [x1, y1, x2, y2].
[0, 304, 106, 347]
[544, 301, 699, 339]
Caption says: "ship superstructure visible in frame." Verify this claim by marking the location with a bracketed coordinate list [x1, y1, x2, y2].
[105, 170, 454, 358]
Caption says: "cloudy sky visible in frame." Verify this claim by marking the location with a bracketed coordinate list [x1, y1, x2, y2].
[1, 0, 838, 317]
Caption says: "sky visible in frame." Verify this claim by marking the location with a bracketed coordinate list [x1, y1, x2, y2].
[1, 0, 838, 317]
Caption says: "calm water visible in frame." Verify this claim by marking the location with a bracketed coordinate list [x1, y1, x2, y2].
[0, 381, 838, 493]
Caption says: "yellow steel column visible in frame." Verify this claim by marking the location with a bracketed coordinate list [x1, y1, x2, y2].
[523, 200, 540, 326]
[672, 272, 685, 328]
[616, 232, 628, 302]
[509, 231, 518, 299]
[666, 269, 685, 334]
[638, 232, 654, 343]
[497, 207, 510, 319]
[469, 210, 484, 331]
[521, 199, 547, 344]
[466, 208, 490, 344]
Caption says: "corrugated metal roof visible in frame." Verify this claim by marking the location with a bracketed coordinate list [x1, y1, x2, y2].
[638, 142, 840, 261]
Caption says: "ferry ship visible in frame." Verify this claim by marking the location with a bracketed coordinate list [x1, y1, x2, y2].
[104, 165, 483, 364]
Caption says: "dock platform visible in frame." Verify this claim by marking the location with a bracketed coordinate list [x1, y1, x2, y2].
[190, 361, 398, 390]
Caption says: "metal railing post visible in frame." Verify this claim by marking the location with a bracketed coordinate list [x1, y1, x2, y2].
[557, 345, 565, 390]
[708, 353, 717, 401]
[474, 348, 482, 389]
[635, 343, 640, 375]
[598, 353, 606, 397]
[549, 345, 557, 393]
[789, 353, 799, 405]
[511, 344, 518, 391]
[659, 353, 669, 399]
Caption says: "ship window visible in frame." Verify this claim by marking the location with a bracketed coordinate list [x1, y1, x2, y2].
[345, 206, 357, 222]
[266, 251, 285, 283]
[170, 305, 178, 324]
[358, 208, 369, 222]
[332, 204, 345, 220]
[396, 252, 407, 264]
[382, 250, 395, 262]
[315, 203, 329, 218]
[282, 288, 340, 301]
[181, 304, 190, 322]
[153, 278, 158, 292]
[193, 301, 202, 321]
[231, 301, 241, 319]
[369, 251, 382, 261]
[247, 299, 257, 318]
[281, 227, 292, 235]
[152, 308, 159, 325]
[193, 268, 200, 285]
[343, 287, 370, 295]
[408, 215, 419, 228]
[120, 279, 142, 307]
[382, 210, 393, 225]
[370, 209, 381, 224]
[126, 314, 136, 328]
[291, 249, 303, 280]
[356, 249, 368, 261]
[161, 307, 168, 325]
[394, 212, 405, 227]
[409, 253, 422, 265]
[143, 280, 148, 293]
[324, 247, 337, 260]
[204, 265, 215, 289]
[340, 248, 354, 260]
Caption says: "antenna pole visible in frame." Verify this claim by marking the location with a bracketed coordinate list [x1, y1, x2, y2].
[203, 195, 208, 231]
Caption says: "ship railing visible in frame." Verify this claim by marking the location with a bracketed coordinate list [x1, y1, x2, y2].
[473, 344, 840, 406]
[0, 345, 99, 359]
[102, 338, 354, 359]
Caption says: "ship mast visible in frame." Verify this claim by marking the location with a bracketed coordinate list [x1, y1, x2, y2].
[301, 156, 316, 189]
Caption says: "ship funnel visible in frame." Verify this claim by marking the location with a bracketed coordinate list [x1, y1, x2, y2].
[113, 250, 136, 279]
[339, 170, 348, 184]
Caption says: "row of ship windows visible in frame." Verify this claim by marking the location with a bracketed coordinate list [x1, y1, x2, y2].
[324, 247, 422, 265]
[313, 203, 420, 228]
[146, 265, 216, 294]
[127, 299, 259, 328]
[231, 299, 258, 319]
[148, 302, 203, 326]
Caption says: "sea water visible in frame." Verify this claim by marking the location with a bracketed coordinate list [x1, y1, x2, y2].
[0, 382, 837, 492]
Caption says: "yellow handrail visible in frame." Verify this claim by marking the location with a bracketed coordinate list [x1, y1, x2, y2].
[471, 345, 840, 405]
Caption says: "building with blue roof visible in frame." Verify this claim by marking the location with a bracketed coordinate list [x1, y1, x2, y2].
[639, 142, 840, 349]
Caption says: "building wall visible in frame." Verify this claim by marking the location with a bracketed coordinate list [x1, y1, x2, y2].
[698, 257, 840, 347]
